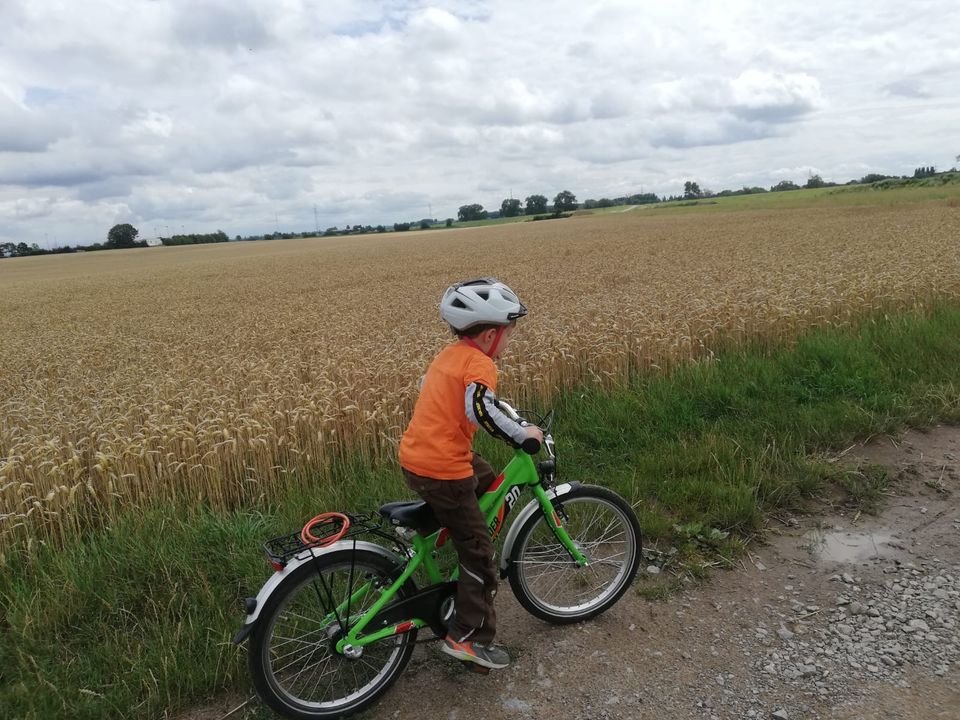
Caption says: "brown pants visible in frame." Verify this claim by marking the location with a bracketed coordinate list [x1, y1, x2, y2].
[402, 454, 498, 644]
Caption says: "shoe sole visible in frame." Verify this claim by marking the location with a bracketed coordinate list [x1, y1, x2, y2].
[440, 642, 509, 669]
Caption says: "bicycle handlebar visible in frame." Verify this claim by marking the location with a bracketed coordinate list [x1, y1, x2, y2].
[496, 398, 523, 422]
[521, 436, 542, 455]
[497, 399, 543, 455]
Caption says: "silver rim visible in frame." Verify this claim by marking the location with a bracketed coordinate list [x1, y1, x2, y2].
[263, 561, 408, 712]
[515, 495, 636, 616]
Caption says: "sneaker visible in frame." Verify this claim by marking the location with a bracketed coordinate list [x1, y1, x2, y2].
[441, 635, 510, 669]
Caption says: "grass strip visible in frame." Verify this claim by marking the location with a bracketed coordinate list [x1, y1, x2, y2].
[2, 304, 959, 719]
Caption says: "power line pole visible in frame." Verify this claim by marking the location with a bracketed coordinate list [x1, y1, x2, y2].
[313, 204, 320, 234]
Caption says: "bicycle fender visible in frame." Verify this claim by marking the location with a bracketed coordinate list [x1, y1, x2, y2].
[233, 540, 404, 644]
[498, 481, 581, 577]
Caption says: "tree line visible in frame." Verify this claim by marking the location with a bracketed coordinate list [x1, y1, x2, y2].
[0, 223, 148, 258]
[674, 169, 949, 201]
[3, 163, 955, 258]
[161, 230, 229, 246]
[456, 189, 663, 222]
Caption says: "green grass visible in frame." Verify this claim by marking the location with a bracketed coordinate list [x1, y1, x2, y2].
[639, 172, 960, 214]
[3, 304, 960, 719]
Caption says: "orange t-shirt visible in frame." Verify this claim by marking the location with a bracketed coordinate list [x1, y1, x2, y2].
[399, 342, 497, 480]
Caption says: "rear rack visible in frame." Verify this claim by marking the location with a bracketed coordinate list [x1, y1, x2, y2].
[263, 512, 399, 567]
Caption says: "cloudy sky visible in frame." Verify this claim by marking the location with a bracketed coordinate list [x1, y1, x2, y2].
[1, 0, 958, 247]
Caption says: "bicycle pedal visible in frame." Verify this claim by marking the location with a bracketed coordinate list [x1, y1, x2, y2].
[460, 660, 490, 675]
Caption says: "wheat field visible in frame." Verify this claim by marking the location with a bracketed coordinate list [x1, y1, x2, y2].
[2, 199, 959, 553]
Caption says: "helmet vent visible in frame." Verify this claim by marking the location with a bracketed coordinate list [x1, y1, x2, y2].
[476, 290, 489, 300]
[451, 298, 467, 309]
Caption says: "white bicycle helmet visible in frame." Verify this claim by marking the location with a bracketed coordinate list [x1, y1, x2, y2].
[440, 277, 528, 331]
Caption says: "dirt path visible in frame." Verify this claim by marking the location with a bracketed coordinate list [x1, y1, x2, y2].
[178, 426, 960, 720]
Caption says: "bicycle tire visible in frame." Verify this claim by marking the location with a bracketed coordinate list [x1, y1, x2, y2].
[248, 548, 416, 719]
[507, 485, 641, 624]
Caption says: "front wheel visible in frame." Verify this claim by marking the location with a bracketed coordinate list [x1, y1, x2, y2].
[507, 485, 641, 624]
[248, 548, 416, 719]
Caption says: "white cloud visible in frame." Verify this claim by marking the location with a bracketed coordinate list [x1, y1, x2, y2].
[0, 89, 68, 152]
[0, 0, 958, 247]
[729, 70, 823, 122]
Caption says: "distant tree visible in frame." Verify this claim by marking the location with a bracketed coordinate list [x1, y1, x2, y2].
[860, 173, 892, 184]
[106, 223, 139, 248]
[524, 194, 549, 215]
[913, 166, 936, 178]
[683, 181, 702, 199]
[420, 219, 431, 230]
[553, 190, 577, 211]
[457, 204, 487, 222]
[445, 218, 453, 227]
[500, 198, 522, 217]
[770, 180, 800, 192]
[804, 174, 826, 189]
[625, 192, 660, 204]
[394, 222, 412, 232]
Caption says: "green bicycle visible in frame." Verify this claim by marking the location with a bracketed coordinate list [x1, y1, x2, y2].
[233, 401, 642, 719]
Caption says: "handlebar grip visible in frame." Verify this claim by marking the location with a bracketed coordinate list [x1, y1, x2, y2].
[521, 437, 541, 455]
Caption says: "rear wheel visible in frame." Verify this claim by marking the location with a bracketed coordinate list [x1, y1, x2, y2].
[248, 549, 416, 719]
[507, 485, 641, 624]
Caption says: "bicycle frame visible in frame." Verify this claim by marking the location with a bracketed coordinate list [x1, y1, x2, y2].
[330, 448, 589, 653]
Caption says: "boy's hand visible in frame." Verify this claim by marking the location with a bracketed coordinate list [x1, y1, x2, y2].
[525, 426, 544, 444]
[520, 425, 544, 454]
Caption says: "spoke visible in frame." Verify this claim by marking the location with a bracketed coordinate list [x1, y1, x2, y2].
[272, 639, 320, 672]
[271, 628, 329, 649]
[321, 660, 342, 705]
[516, 555, 572, 565]
[270, 636, 328, 667]
[291, 649, 329, 699]
[312, 653, 351, 700]
[524, 565, 571, 586]
[576, 507, 608, 540]
[351, 661, 361, 699]
[273, 642, 331, 676]
[589, 520, 625, 546]
[520, 550, 568, 562]
[304, 654, 335, 702]
[280, 650, 329, 692]
[524, 554, 568, 571]
[573, 504, 604, 539]
[538, 562, 572, 599]
[279, 608, 327, 626]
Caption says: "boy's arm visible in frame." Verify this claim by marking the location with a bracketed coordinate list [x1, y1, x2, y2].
[464, 382, 528, 448]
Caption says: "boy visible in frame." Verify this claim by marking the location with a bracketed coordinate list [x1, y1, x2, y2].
[399, 278, 543, 669]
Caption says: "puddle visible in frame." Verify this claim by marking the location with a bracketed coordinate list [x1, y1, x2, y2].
[803, 528, 908, 565]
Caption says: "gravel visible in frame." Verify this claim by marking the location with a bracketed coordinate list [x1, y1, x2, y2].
[748, 561, 959, 706]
